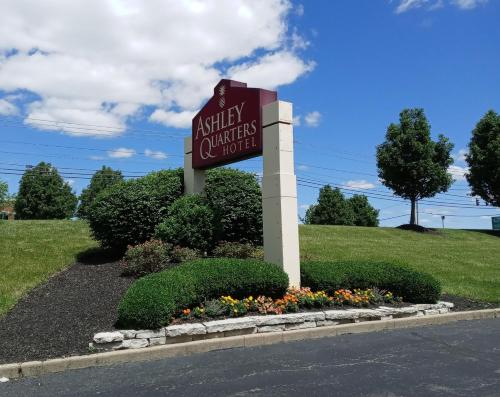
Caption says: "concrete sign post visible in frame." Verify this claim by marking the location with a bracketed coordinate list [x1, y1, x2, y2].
[262, 101, 301, 287]
[185, 79, 300, 287]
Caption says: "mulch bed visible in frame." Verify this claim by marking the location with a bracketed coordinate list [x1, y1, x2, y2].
[0, 261, 133, 365]
[444, 294, 499, 312]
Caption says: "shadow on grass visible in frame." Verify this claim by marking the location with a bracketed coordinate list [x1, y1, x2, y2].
[461, 229, 500, 238]
[76, 246, 125, 265]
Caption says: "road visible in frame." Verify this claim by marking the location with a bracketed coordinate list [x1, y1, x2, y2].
[2, 318, 500, 396]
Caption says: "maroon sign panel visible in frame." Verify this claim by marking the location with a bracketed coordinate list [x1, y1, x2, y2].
[192, 79, 277, 169]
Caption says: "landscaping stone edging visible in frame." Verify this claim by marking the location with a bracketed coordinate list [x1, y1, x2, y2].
[1, 307, 500, 381]
[92, 301, 455, 351]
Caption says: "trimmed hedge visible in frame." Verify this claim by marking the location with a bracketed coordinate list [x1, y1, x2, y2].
[301, 261, 441, 303]
[117, 258, 288, 329]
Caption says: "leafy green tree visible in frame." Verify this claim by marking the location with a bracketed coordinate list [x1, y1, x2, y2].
[15, 162, 78, 219]
[0, 180, 8, 206]
[304, 185, 354, 225]
[77, 166, 123, 219]
[348, 194, 379, 227]
[376, 109, 454, 225]
[465, 110, 500, 206]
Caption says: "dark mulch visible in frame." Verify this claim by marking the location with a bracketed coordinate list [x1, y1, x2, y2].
[0, 261, 133, 365]
[445, 294, 500, 311]
[397, 224, 440, 234]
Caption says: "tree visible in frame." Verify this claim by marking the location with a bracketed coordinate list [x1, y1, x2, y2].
[304, 185, 354, 225]
[77, 166, 123, 219]
[15, 162, 78, 219]
[0, 180, 8, 206]
[376, 109, 454, 225]
[348, 194, 379, 227]
[465, 110, 500, 206]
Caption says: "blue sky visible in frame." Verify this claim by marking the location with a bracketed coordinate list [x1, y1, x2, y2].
[0, 0, 499, 228]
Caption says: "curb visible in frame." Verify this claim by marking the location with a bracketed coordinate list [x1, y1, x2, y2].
[1, 308, 499, 380]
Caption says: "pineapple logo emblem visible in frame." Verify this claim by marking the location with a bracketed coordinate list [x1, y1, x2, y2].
[218, 85, 226, 108]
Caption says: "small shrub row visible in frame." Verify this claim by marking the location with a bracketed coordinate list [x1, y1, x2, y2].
[117, 258, 289, 329]
[120, 240, 199, 278]
[301, 261, 441, 303]
[212, 241, 263, 259]
[181, 287, 400, 320]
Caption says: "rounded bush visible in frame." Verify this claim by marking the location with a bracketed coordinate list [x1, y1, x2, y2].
[117, 258, 289, 329]
[120, 240, 173, 278]
[87, 169, 183, 249]
[155, 195, 216, 252]
[301, 261, 441, 303]
[204, 168, 262, 245]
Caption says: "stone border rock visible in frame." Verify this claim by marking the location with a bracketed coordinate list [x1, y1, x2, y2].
[91, 302, 454, 352]
[1, 307, 499, 381]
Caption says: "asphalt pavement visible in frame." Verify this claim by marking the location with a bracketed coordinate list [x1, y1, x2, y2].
[2, 318, 500, 397]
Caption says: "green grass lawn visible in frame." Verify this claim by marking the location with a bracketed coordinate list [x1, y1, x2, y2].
[1, 221, 498, 317]
[300, 225, 500, 303]
[0, 220, 97, 316]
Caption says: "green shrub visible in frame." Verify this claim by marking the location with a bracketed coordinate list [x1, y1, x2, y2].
[87, 169, 183, 249]
[212, 241, 263, 259]
[170, 246, 200, 263]
[117, 258, 288, 328]
[301, 261, 441, 303]
[155, 195, 216, 252]
[204, 168, 262, 245]
[120, 240, 173, 277]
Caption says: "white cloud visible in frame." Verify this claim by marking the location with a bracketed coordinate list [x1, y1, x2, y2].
[396, 0, 430, 13]
[107, 147, 136, 158]
[297, 164, 309, 171]
[149, 109, 196, 129]
[89, 155, 105, 161]
[293, 115, 301, 126]
[65, 179, 75, 187]
[0, 0, 313, 135]
[229, 51, 315, 91]
[0, 98, 18, 115]
[453, 148, 468, 162]
[395, 0, 487, 13]
[345, 180, 376, 190]
[300, 204, 311, 210]
[144, 148, 167, 160]
[452, 0, 488, 9]
[448, 165, 468, 181]
[304, 111, 321, 127]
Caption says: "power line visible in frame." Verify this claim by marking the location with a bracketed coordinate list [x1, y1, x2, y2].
[1, 118, 186, 140]
[379, 214, 408, 221]
[297, 179, 496, 209]
[0, 139, 184, 158]
[297, 176, 485, 207]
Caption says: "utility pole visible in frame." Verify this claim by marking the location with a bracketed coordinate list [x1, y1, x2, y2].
[416, 199, 419, 225]
[441, 215, 445, 229]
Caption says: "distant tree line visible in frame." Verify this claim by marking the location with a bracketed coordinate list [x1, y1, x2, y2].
[304, 186, 379, 227]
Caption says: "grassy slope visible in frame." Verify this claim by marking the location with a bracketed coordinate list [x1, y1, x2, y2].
[300, 225, 500, 303]
[1, 221, 498, 317]
[0, 220, 97, 316]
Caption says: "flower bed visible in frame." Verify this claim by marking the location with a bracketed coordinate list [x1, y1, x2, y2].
[178, 287, 401, 322]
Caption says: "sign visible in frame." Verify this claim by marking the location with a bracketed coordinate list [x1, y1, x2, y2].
[492, 216, 500, 230]
[192, 79, 277, 169]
